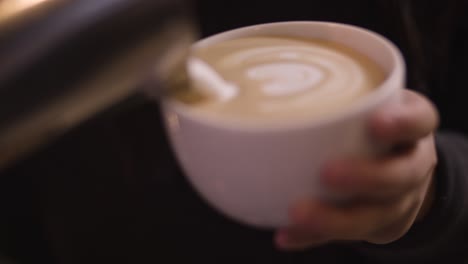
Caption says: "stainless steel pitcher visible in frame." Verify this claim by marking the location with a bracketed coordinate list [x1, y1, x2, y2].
[0, 0, 197, 168]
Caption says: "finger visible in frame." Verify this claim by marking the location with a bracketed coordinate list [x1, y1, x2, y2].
[370, 90, 439, 144]
[289, 197, 415, 242]
[366, 175, 430, 244]
[274, 228, 329, 250]
[321, 136, 436, 198]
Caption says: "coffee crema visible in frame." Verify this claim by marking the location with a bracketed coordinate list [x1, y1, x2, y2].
[173, 36, 386, 124]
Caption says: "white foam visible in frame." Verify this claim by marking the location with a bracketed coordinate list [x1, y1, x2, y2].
[186, 57, 238, 101]
[185, 36, 384, 123]
[278, 52, 300, 59]
[246, 62, 324, 96]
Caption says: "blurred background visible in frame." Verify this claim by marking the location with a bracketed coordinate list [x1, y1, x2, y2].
[0, 0, 428, 263]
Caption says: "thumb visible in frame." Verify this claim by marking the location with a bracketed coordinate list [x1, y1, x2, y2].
[370, 89, 439, 144]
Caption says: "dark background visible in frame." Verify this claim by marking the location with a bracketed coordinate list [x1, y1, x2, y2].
[1, 0, 466, 263]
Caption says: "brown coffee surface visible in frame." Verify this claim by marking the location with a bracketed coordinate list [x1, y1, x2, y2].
[173, 36, 386, 124]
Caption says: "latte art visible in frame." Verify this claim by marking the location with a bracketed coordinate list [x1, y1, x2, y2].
[246, 62, 325, 96]
[176, 36, 386, 124]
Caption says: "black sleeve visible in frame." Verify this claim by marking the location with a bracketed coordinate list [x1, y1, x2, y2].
[354, 132, 468, 264]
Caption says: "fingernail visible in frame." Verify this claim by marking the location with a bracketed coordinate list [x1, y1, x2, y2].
[274, 230, 328, 250]
[371, 109, 400, 138]
[274, 230, 290, 248]
[274, 230, 307, 250]
[380, 108, 398, 122]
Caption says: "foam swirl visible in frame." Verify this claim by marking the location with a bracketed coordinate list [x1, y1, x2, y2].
[187, 36, 385, 123]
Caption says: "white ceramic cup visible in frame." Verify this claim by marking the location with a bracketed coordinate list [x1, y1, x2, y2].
[161, 21, 405, 228]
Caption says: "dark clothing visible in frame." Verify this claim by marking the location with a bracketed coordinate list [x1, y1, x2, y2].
[2, 0, 468, 263]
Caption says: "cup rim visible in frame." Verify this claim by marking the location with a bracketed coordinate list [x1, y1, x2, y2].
[163, 21, 405, 132]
